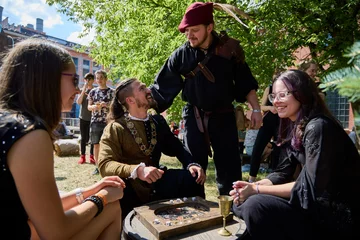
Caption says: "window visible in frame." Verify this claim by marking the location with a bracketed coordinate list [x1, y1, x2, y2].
[83, 59, 90, 69]
[72, 57, 78, 73]
[326, 90, 350, 128]
[83, 68, 90, 76]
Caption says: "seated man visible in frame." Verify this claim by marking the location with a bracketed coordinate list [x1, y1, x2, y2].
[53, 121, 74, 139]
[97, 78, 206, 219]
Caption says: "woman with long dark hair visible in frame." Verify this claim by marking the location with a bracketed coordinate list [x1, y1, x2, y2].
[231, 70, 360, 239]
[0, 38, 125, 239]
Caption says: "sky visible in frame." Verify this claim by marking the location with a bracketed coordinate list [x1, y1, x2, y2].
[0, 0, 94, 45]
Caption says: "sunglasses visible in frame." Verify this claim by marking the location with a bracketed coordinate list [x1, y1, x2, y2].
[61, 73, 79, 87]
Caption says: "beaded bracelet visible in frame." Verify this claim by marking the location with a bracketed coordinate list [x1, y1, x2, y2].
[95, 193, 107, 207]
[252, 109, 261, 113]
[186, 163, 202, 171]
[84, 195, 104, 217]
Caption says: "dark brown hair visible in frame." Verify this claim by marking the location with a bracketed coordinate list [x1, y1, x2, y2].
[107, 78, 137, 122]
[0, 38, 73, 132]
[84, 72, 94, 80]
[298, 60, 317, 72]
[275, 70, 336, 150]
[95, 69, 107, 79]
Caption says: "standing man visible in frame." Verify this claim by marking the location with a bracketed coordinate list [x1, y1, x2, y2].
[76, 73, 95, 164]
[87, 70, 114, 175]
[98, 78, 206, 219]
[149, 2, 262, 195]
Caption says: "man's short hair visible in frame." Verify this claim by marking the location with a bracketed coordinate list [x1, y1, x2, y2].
[95, 69, 107, 79]
[84, 72, 94, 80]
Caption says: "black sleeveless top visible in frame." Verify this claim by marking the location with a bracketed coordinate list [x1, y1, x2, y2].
[0, 111, 46, 239]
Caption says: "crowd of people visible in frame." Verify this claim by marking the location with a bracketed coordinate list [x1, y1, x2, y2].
[1, 1, 359, 240]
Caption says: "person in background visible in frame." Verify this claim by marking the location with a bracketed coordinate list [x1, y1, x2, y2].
[248, 70, 282, 182]
[230, 70, 360, 239]
[150, 2, 262, 196]
[53, 120, 74, 139]
[178, 119, 185, 143]
[98, 78, 205, 219]
[243, 106, 273, 167]
[87, 70, 115, 175]
[0, 38, 125, 240]
[169, 120, 179, 136]
[298, 60, 318, 80]
[345, 126, 360, 149]
[298, 60, 326, 100]
[77, 72, 95, 164]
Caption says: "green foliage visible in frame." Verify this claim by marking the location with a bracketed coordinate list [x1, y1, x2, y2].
[321, 41, 360, 102]
[46, 0, 360, 119]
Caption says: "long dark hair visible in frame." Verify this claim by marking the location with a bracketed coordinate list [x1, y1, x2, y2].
[276, 70, 337, 150]
[107, 78, 137, 122]
[0, 38, 73, 132]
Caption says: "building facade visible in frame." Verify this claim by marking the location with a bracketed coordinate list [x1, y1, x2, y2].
[0, 6, 114, 120]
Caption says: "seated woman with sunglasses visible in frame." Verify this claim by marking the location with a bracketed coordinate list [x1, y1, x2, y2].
[0, 38, 126, 239]
[230, 70, 360, 240]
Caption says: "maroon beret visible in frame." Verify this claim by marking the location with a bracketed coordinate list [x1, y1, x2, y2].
[178, 2, 214, 33]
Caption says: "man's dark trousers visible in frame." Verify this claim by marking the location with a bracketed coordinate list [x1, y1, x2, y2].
[182, 104, 242, 196]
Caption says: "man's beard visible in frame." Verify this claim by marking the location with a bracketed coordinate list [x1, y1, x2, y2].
[135, 97, 158, 110]
[148, 98, 158, 109]
[189, 31, 208, 48]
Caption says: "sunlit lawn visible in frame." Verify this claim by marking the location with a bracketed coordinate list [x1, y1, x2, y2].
[54, 149, 267, 203]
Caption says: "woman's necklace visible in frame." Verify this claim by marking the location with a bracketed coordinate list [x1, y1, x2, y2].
[124, 113, 157, 156]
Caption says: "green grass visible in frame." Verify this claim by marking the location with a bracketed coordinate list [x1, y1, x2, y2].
[54, 151, 266, 203]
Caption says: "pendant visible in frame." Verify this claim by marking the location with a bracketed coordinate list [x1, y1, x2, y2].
[127, 121, 134, 129]
[124, 113, 157, 156]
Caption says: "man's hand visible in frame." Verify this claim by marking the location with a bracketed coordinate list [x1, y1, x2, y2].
[250, 111, 262, 129]
[245, 89, 263, 129]
[137, 166, 164, 184]
[83, 79, 89, 88]
[188, 165, 206, 185]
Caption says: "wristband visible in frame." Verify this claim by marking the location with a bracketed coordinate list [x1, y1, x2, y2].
[186, 163, 202, 171]
[252, 109, 261, 113]
[84, 195, 104, 217]
[95, 193, 107, 206]
[75, 188, 84, 204]
[255, 183, 260, 194]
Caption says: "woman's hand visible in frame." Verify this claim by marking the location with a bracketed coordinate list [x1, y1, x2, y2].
[230, 181, 257, 205]
[91, 176, 126, 194]
[98, 186, 125, 203]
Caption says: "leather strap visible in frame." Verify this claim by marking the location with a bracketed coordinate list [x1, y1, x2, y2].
[194, 106, 212, 158]
[193, 106, 235, 158]
[183, 54, 215, 83]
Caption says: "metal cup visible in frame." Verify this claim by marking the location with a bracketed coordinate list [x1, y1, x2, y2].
[218, 195, 233, 236]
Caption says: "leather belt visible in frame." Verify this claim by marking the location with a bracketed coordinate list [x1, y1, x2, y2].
[193, 106, 234, 158]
